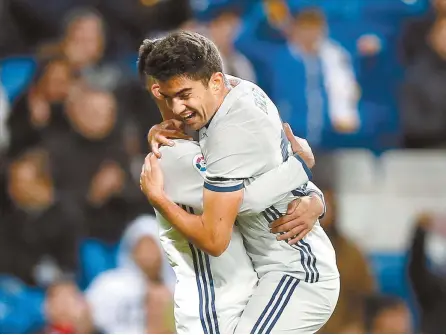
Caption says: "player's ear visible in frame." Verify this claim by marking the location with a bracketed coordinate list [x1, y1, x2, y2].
[209, 72, 225, 93]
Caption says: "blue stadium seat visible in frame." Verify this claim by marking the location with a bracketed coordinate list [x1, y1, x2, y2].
[79, 239, 119, 289]
[0, 275, 45, 333]
[0, 56, 36, 102]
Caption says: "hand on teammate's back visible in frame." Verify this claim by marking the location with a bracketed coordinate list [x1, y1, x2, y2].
[140, 153, 165, 204]
[148, 119, 193, 158]
[270, 195, 324, 244]
[283, 123, 315, 168]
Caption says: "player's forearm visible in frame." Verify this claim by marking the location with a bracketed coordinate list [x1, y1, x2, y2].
[151, 194, 227, 256]
[240, 156, 310, 214]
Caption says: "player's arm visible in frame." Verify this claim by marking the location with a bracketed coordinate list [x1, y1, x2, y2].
[142, 123, 311, 256]
[144, 176, 238, 256]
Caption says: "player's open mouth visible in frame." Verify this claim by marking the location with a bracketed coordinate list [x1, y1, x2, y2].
[182, 112, 197, 123]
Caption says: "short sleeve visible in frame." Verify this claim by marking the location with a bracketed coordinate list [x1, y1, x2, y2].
[158, 140, 205, 209]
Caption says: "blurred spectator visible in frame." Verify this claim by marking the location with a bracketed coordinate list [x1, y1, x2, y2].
[86, 215, 174, 334]
[7, 58, 74, 158]
[207, 9, 256, 82]
[408, 214, 446, 333]
[401, 0, 446, 66]
[49, 89, 148, 247]
[236, 4, 360, 147]
[44, 281, 94, 333]
[2, 148, 82, 287]
[363, 295, 412, 334]
[0, 0, 25, 57]
[400, 17, 446, 149]
[51, 89, 124, 199]
[40, 9, 123, 92]
[319, 188, 376, 333]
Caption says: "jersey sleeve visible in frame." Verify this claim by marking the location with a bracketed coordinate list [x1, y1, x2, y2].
[157, 140, 205, 209]
[240, 155, 312, 214]
[203, 122, 267, 193]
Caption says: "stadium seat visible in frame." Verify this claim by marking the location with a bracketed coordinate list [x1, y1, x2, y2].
[333, 149, 378, 192]
[0, 56, 36, 102]
[380, 150, 446, 195]
[79, 239, 119, 289]
[0, 275, 45, 333]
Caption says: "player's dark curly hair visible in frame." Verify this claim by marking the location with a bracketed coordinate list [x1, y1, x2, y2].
[137, 31, 224, 86]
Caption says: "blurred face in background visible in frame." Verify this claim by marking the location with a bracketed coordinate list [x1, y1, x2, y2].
[63, 14, 104, 69]
[290, 10, 327, 54]
[38, 61, 73, 102]
[430, 18, 446, 59]
[371, 303, 411, 334]
[67, 90, 117, 140]
[208, 12, 240, 56]
[433, 0, 446, 16]
[133, 236, 163, 282]
[8, 149, 54, 210]
[45, 282, 92, 333]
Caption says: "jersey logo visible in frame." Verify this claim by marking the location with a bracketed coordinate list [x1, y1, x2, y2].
[193, 154, 207, 173]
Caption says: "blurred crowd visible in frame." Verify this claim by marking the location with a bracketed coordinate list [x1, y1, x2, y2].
[0, 0, 445, 333]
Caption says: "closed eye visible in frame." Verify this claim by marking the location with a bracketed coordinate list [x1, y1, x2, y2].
[179, 93, 191, 100]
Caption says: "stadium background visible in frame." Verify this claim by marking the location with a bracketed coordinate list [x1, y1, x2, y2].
[0, 0, 445, 333]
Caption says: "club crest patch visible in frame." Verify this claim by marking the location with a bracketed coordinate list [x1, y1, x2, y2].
[193, 154, 207, 172]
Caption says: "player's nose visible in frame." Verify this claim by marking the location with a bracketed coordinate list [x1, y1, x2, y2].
[171, 99, 186, 115]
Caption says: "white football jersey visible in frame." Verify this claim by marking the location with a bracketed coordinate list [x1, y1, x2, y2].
[156, 140, 316, 334]
[198, 79, 339, 283]
[199, 80, 312, 192]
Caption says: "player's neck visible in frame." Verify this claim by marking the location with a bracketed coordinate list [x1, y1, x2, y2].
[212, 84, 231, 118]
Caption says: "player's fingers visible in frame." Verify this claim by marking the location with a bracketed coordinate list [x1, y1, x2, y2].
[276, 225, 305, 241]
[162, 129, 193, 140]
[270, 214, 293, 229]
[149, 152, 159, 166]
[293, 197, 310, 216]
[287, 198, 300, 215]
[287, 229, 310, 245]
[155, 132, 176, 146]
[283, 123, 299, 149]
[150, 139, 162, 158]
[271, 219, 305, 233]
[167, 119, 185, 130]
[144, 154, 153, 173]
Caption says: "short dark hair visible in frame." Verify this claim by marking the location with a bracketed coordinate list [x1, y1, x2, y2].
[137, 31, 224, 85]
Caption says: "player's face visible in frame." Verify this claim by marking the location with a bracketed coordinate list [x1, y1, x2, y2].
[156, 73, 225, 130]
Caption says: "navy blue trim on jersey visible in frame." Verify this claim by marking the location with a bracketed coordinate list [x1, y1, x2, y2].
[183, 205, 220, 333]
[293, 153, 312, 180]
[205, 254, 220, 333]
[280, 130, 290, 162]
[264, 276, 300, 333]
[204, 181, 244, 192]
[251, 275, 300, 334]
[291, 186, 307, 197]
[300, 240, 320, 282]
[262, 205, 319, 283]
[189, 242, 209, 333]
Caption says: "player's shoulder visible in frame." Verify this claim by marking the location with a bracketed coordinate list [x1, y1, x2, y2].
[213, 80, 271, 130]
[158, 140, 200, 164]
[231, 80, 269, 113]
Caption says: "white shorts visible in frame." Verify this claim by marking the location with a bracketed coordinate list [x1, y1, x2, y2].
[234, 273, 340, 334]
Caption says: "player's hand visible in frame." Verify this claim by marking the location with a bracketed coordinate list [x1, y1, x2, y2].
[283, 123, 315, 169]
[140, 153, 165, 203]
[270, 195, 324, 244]
[148, 119, 193, 158]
